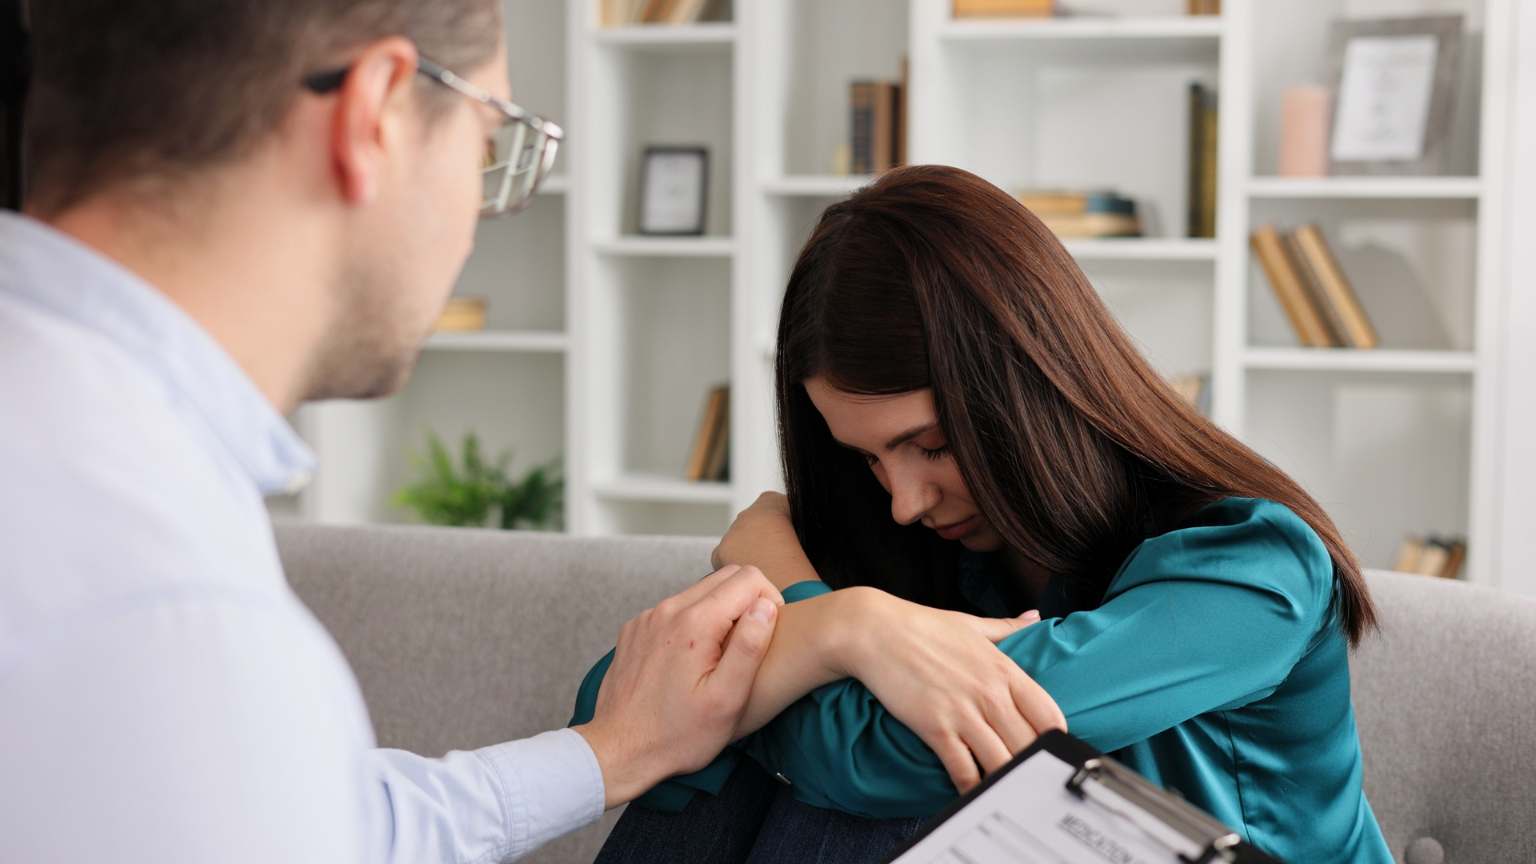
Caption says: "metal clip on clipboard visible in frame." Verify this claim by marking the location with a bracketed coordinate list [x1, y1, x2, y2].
[1066, 756, 1245, 864]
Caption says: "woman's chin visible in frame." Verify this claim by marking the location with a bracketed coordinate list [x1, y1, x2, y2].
[957, 528, 1004, 552]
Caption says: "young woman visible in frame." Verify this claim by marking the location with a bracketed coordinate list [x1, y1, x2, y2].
[572, 165, 1392, 863]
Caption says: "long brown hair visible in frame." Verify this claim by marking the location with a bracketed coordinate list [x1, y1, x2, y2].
[776, 165, 1376, 645]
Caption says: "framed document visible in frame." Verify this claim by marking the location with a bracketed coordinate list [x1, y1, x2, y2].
[639, 146, 709, 236]
[1327, 15, 1462, 176]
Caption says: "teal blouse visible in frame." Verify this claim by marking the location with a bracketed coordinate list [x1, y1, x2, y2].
[571, 498, 1392, 862]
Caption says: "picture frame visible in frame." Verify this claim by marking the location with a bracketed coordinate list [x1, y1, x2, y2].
[1326, 15, 1462, 176]
[638, 145, 709, 236]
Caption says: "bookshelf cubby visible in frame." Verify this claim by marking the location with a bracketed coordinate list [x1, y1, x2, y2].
[284, 0, 1520, 587]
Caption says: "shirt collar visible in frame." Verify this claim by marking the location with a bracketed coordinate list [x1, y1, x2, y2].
[0, 212, 316, 496]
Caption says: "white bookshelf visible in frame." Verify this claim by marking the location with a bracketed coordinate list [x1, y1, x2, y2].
[289, 0, 1523, 587]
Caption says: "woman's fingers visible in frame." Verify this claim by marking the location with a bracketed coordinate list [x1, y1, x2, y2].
[958, 609, 1042, 643]
[983, 673, 1041, 755]
[961, 713, 1015, 777]
[931, 733, 982, 794]
[1010, 668, 1068, 735]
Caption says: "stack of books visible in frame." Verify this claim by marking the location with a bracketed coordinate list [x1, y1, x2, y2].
[435, 296, 487, 332]
[953, 0, 1054, 17]
[601, 0, 715, 27]
[684, 385, 730, 482]
[1015, 190, 1142, 239]
[849, 61, 908, 175]
[1250, 224, 1379, 349]
[1394, 535, 1467, 580]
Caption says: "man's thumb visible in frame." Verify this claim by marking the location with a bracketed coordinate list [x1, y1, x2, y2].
[709, 598, 778, 694]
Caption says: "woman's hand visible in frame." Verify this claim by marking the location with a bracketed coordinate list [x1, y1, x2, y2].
[838, 587, 1067, 794]
[713, 492, 819, 591]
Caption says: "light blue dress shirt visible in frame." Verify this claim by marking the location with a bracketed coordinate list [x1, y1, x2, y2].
[0, 213, 604, 863]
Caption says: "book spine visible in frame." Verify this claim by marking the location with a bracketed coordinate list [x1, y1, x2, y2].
[872, 82, 895, 172]
[849, 83, 875, 175]
[1293, 224, 1380, 350]
[953, 0, 1054, 17]
[1282, 230, 1345, 347]
[1250, 225, 1335, 348]
[1199, 88, 1218, 238]
[1188, 83, 1203, 238]
[685, 387, 726, 481]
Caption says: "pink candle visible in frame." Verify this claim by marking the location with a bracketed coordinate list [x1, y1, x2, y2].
[1279, 86, 1332, 177]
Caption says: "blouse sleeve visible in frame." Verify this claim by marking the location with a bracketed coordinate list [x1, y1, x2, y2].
[731, 500, 1337, 818]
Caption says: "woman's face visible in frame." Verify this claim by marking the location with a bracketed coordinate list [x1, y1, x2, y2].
[805, 377, 1004, 552]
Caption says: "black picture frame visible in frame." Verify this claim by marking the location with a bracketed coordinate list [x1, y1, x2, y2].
[638, 145, 709, 236]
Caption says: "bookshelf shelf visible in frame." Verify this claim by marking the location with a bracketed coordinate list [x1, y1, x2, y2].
[592, 237, 737, 258]
[937, 17, 1223, 43]
[423, 331, 570, 353]
[1242, 349, 1479, 375]
[762, 175, 876, 197]
[593, 23, 737, 51]
[593, 475, 735, 504]
[1246, 177, 1484, 200]
[1064, 238, 1219, 263]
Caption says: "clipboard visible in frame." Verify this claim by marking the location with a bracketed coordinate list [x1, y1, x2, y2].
[886, 730, 1282, 864]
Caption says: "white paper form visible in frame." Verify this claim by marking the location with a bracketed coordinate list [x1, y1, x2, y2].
[892, 751, 1196, 864]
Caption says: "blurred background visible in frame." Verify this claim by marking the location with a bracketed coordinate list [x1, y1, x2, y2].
[270, 0, 1536, 595]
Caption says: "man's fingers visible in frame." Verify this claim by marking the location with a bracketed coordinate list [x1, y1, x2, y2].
[701, 596, 778, 707]
[667, 563, 744, 610]
[931, 735, 982, 795]
[1011, 671, 1067, 736]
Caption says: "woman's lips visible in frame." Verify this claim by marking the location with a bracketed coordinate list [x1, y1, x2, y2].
[934, 515, 980, 541]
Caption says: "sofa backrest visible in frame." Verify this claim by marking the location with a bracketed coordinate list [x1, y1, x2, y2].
[1351, 569, 1536, 862]
[277, 523, 1536, 863]
[277, 522, 707, 863]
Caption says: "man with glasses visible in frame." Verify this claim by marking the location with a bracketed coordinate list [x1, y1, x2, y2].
[0, 2, 782, 862]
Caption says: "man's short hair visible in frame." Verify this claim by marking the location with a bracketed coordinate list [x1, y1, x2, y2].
[24, 0, 501, 215]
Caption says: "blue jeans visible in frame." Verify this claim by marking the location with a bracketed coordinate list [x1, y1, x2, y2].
[595, 761, 926, 863]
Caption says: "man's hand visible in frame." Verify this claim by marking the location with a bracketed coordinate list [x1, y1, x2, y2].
[573, 564, 783, 808]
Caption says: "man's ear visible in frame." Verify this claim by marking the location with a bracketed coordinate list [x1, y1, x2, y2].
[329, 37, 420, 206]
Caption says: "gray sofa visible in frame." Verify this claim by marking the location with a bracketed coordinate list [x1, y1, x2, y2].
[276, 522, 1536, 863]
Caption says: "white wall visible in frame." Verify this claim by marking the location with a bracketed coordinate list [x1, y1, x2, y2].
[1496, 0, 1536, 595]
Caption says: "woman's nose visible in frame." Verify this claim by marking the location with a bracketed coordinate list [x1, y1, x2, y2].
[888, 470, 939, 526]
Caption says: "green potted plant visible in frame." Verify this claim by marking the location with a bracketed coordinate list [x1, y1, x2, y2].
[395, 431, 563, 530]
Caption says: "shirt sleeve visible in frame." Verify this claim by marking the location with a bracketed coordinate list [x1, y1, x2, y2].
[365, 730, 604, 863]
[735, 502, 1337, 818]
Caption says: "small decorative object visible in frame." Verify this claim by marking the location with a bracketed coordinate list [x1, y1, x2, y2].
[1279, 86, 1331, 177]
[638, 146, 708, 236]
[1327, 15, 1462, 175]
[435, 296, 487, 332]
[395, 431, 563, 531]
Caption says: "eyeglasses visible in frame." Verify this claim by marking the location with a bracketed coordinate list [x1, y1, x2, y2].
[302, 56, 563, 217]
